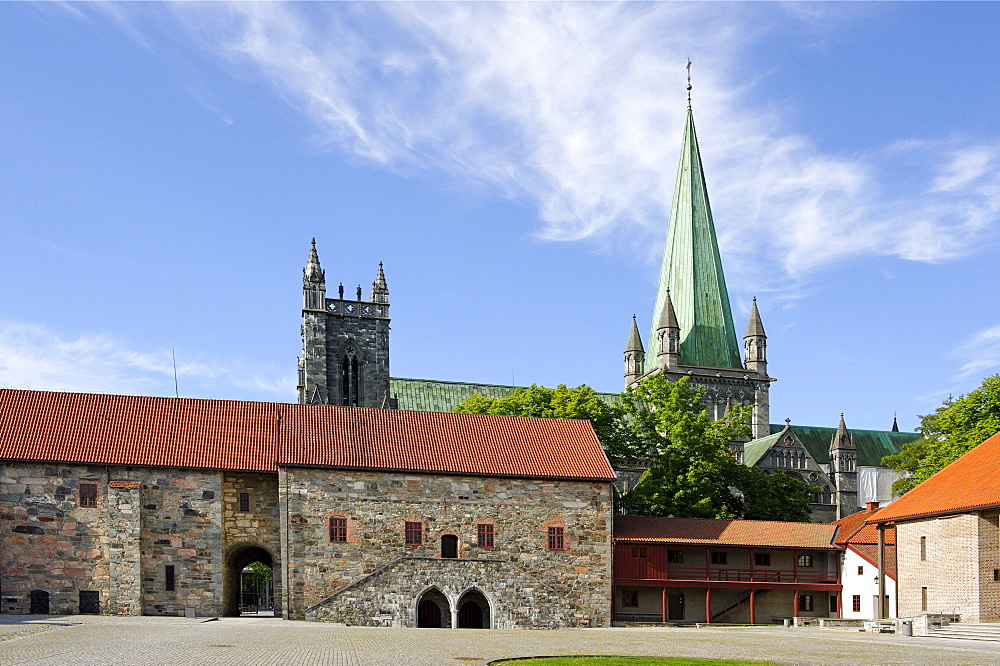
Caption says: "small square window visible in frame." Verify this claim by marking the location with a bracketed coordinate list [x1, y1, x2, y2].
[631, 546, 647, 559]
[857, 565, 864, 576]
[622, 590, 639, 608]
[754, 553, 770, 566]
[798, 554, 813, 568]
[477, 524, 494, 548]
[711, 551, 727, 565]
[798, 594, 813, 611]
[239, 492, 250, 512]
[329, 517, 347, 543]
[852, 595, 861, 612]
[165, 565, 175, 592]
[405, 521, 423, 545]
[547, 526, 565, 551]
[79, 483, 97, 507]
[668, 550, 684, 563]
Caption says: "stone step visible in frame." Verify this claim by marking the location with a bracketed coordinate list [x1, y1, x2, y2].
[932, 623, 1000, 642]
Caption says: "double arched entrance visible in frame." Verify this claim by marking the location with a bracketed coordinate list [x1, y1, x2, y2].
[223, 543, 278, 617]
[415, 587, 491, 628]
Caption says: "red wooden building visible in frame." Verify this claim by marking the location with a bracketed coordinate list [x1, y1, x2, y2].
[614, 516, 842, 624]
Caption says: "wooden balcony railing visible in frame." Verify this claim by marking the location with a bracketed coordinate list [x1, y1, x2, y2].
[615, 562, 837, 584]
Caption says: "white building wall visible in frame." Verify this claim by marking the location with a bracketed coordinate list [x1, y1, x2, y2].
[840, 548, 896, 619]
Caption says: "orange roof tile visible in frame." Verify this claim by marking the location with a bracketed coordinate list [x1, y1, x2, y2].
[843, 523, 897, 580]
[0, 389, 615, 481]
[614, 515, 839, 550]
[832, 506, 887, 546]
[278, 404, 616, 480]
[869, 431, 1000, 523]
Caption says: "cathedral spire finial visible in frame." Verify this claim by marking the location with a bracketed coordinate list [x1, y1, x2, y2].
[686, 59, 692, 107]
[371, 262, 389, 303]
[304, 238, 324, 284]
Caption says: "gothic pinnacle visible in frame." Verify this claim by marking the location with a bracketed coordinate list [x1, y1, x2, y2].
[625, 315, 644, 353]
[304, 238, 324, 283]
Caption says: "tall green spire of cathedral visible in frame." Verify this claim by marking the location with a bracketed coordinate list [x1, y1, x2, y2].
[646, 103, 742, 371]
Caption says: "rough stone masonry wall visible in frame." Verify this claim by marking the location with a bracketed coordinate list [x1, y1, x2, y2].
[896, 513, 997, 622]
[0, 463, 226, 617]
[1, 463, 111, 615]
[280, 467, 613, 627]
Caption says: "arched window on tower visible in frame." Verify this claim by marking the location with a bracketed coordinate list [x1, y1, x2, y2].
[341, 348, 361, 407]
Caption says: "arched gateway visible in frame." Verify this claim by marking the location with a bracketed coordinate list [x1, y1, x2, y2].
[223, 544, 276, 617]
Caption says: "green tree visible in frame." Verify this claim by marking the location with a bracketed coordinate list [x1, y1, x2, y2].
[620, 373, 812, 521]
[454, 384, 644, 464]
[246, 560, 272, 583]
[884, 374, 1000, 494]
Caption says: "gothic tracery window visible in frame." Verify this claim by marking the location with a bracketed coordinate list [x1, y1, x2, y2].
[341, 348, 361, 406]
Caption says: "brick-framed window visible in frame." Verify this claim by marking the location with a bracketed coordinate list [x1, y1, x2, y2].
[754, 553, 770, 566]
[165, 565, 176, 592]
[329, 517, 348, 543]
[711, 551, 727, 565]
[477, 523, 494, 548]
[79, 483, 97, 507]
[405, 521, 423, 545]
[631, 546, 647, 559]
[852, 595, 861, 612]
[797, 554, 813, 568]
[920, 536, 927, 561]
[668, 550, 683, 563]
[798, 594, 813, 611]
[547, 526, 565, 551]
[857, 565, 864, 576]
[622, 590, 639, 607]
[239, 492, 250, 512]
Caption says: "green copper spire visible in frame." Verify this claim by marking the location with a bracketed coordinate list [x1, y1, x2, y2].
[646, 105, 742, 371]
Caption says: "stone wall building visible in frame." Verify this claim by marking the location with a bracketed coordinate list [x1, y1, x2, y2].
[0, 389, 615, 627]
[870, 431, 1000, 623]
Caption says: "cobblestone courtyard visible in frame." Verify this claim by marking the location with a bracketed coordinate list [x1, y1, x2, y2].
[2, 616, 999, 665]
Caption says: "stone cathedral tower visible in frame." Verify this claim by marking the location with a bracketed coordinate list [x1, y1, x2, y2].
[625, 100, 771, 447]
[297, 239, 393, 408]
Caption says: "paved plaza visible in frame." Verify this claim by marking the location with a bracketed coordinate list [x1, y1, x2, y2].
[2, 615, 1000, 665]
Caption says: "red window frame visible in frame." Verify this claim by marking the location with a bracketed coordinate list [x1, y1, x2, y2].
[477, 524, 494, 548]
[79, 483, 97, 507]
[798, 594, 813, 611]
[547, 526, 565, 551]
[329, 517, 347, 543]
[405, 521, 423, 545]
[852, 595, 861, 612]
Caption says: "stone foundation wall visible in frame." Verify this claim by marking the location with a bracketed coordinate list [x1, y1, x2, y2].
[308, 557, 598, 628]
[280, 467, 613, 626]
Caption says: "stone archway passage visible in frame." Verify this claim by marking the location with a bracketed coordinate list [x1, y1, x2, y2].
[457, 589, 490, 629]
[223, 545, 273, 617]
[416, 588, 451, 628]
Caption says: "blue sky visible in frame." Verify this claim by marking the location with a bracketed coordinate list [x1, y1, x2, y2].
[2, 2, 999, 433]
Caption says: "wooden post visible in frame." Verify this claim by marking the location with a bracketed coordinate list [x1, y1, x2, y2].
[749, 547, 754, 582]
[749, 588, 756, 625]
[877, 523, 887, 619]
[792, 549, 798, 583]
[611, 583, 617, 622]
[705, 547, 710, 581]
[661, 587, 667, 623]
[793, 590, 799, 618]
[705, 588, 711, 624]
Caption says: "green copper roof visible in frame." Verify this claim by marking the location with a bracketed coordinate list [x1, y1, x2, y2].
[744, 423, 922, 468]
[390, 377, 620, 413]
[647, 106, 742, 371]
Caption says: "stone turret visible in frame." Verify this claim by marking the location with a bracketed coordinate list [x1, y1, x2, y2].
[655, 290, 681, 371]
[298, 239, 329, 404]
[371, 262, 389, 304]
[829, 413, 858, 519]
[624, 316, 645, 387]
[743, 297, 767, 376]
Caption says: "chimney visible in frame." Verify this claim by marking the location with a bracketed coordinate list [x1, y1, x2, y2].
[865, 501, 880, 512]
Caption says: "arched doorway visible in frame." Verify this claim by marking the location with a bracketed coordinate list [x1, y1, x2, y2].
[416, 588, 451, 628]
[441, 534, 458, 559]
[457, 589, 490, 628]
[223, 544, 275, 617]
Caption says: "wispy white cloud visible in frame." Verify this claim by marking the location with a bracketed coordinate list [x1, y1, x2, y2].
[72, 2, 1000, 293]
[0, 323, 295, 399]
[952, 325, 1000, 380]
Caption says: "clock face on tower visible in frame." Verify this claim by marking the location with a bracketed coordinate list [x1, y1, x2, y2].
[344, 303, 355, 314]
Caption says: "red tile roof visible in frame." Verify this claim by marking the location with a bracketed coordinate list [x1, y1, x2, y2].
[834, 508, 897, 580]
[0, 389, 615, 481]
[614, 515, 839, 550]
[869, 430, 1000, 523]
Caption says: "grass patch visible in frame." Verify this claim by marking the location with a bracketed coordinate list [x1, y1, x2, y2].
[491, 658, 781, 666]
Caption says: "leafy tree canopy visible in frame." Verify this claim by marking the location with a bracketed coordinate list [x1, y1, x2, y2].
[620, 374, 811, 522]
[884, 374, 1000, 494]
[454, 383, 644, 464]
